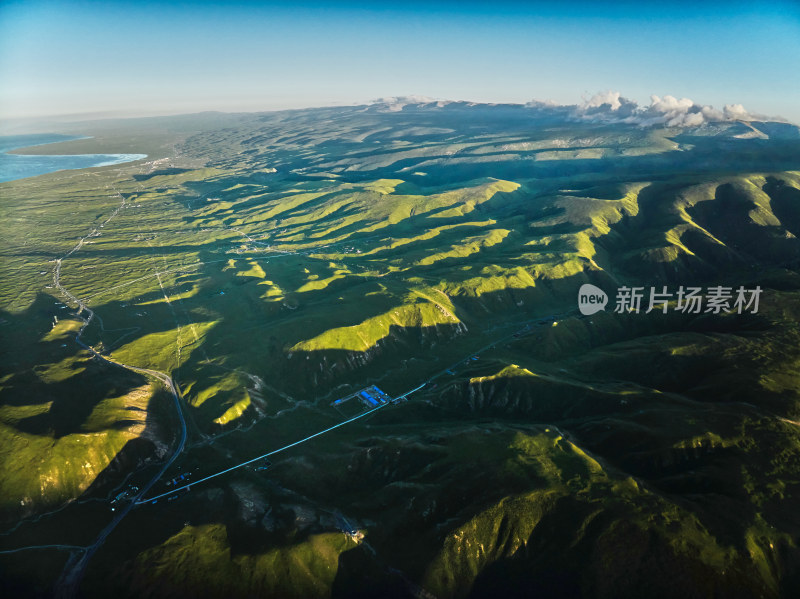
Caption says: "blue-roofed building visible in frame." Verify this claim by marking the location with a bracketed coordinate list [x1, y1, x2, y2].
[359, 391, 379, 407]
[370, 386, 391, 403]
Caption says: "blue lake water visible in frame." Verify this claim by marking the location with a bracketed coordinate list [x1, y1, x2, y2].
[0, 134, 147, 183]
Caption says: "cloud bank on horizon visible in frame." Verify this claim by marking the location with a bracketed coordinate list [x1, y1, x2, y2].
[531, 90, 781, 127]
[372, 91, 785, 127]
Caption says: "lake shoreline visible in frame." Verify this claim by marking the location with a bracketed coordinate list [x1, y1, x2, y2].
[0, 134, 147, 183]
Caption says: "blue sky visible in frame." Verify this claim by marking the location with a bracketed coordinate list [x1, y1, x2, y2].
[1, 1, 799, 121]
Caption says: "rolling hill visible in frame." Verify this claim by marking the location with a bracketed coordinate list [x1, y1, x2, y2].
[1, 101, 799, 598]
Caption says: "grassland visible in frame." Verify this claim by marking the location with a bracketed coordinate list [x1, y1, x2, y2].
[1, 104, 799, 597]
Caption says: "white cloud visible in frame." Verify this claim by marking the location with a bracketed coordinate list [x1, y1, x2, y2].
[556, 90, 778, 128]
[723, 103, 752, 120]
[581, 90, 623, 111]
[649, 94, 694, 114]
[526, 98, 560, 108]
[371, 95, 439, 111]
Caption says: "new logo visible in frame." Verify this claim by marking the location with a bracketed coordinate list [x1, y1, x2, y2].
[578, 284, 608, 315]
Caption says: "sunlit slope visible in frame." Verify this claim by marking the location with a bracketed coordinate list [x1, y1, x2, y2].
[290, 297, 464, 353]
[112, 525, 352, 599]
[416, 429, 788, 599]
[0, 309, 169, 519]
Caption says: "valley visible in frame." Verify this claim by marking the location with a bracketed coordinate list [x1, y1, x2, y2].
[1, 102, 799, 598]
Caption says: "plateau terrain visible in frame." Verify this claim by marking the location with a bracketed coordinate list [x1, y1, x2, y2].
[1, 100, 799, 598]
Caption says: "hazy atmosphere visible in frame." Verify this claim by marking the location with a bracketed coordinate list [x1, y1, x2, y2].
[1, 0, 799, 122]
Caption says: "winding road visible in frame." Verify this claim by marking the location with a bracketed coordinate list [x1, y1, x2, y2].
[50, 191, 189, 599]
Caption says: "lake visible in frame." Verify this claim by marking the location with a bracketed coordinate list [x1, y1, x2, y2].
[0, 134, 147, 183]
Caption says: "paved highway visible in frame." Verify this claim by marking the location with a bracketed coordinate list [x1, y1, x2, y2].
[139, 382, 427, 504]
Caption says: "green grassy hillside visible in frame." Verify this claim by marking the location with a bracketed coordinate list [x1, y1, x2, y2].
[1, 104, 799, 597]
